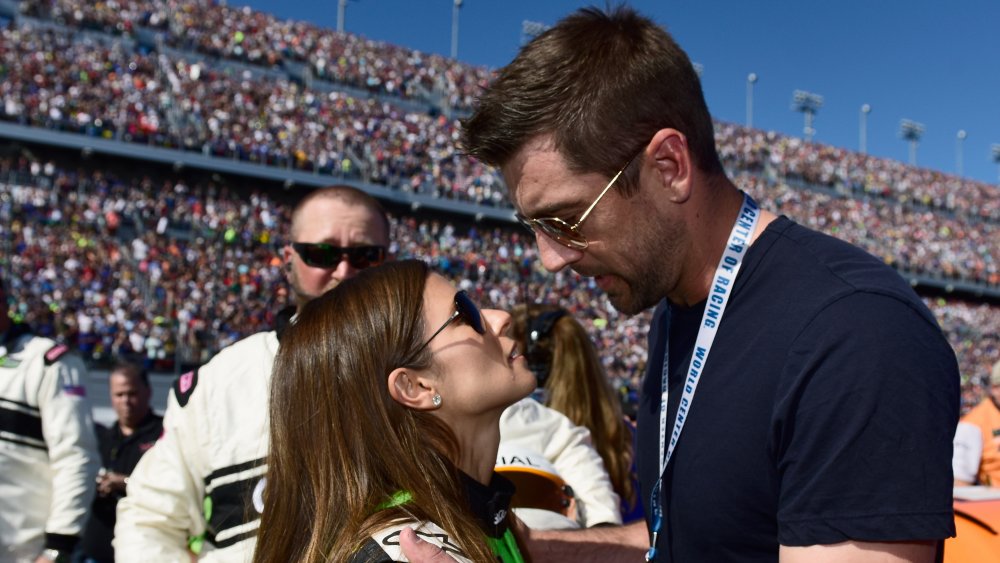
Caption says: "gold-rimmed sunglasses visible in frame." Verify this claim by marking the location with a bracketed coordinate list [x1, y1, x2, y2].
[514, 152, 639, 250]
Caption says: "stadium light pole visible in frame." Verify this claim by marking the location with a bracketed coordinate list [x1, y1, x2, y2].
[337, 0, 347, 33]
[899, 119, 925, 166]
[859, 104, 871, 154]
[791, 90, 823, 142]
[956, 129, 967, 176]
[451, 0, 463, 59]
[746, 73, 757, 128]
[991, 144, 1000, 183]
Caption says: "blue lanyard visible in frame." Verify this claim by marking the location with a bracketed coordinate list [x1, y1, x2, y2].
[646, 193, 760, 562]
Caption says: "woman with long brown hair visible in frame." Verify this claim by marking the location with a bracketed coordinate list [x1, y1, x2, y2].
[510, 304, 637, 517]
[253, 260, 536, 563]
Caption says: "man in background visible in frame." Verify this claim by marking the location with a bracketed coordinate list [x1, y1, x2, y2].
[1, 272, 100, 563]
[77, 362, 163, 562]
[955, 360, 1000, 487]
[116, 185, 392, 562]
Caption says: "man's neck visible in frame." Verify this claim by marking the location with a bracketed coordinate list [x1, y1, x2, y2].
[118, 412, 149, 436]
[670, 185, 777, 307]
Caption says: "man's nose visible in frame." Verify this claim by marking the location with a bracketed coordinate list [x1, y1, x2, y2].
[535, 233, 584, 272]
[331, 255, 356, 280]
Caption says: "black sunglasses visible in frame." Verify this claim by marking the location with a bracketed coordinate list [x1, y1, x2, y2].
[415, 291, 486, 354]
[290, 242, 386, 269]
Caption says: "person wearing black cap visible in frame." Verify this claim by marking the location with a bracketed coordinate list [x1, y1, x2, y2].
[0, 272, 100, 562]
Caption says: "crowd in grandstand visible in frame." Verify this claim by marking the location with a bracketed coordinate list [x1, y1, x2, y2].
[0, 0, 996, 414]
[1, 152, 997, 413]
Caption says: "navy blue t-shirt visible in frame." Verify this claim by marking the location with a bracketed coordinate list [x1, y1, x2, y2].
[636, 217, 959, 562]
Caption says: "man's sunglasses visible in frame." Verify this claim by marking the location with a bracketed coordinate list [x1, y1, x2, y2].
[290, 242, 386, 269]
[515, 152, 638, 250]
[414, 291, 486, 355]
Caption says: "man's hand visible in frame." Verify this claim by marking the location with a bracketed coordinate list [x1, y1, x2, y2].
[399, 527, 459, 562]
[96, 471, 128, 497]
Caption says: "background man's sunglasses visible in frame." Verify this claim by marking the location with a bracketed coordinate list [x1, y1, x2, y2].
[290, 242, 387, 269]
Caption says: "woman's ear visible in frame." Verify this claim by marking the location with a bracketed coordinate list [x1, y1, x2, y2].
[387, 367, 437, 410]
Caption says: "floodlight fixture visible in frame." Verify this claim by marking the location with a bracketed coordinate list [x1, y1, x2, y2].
[746, 73, 758, 128]
[899, 119, 925, 165]
[791, 89, 823, 141]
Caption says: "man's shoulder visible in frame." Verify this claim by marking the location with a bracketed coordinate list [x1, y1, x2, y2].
[169, 330, 279, 408]
[754, 217, 928, 317]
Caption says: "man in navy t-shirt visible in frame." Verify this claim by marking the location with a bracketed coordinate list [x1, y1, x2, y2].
[403, 5, 959, 563]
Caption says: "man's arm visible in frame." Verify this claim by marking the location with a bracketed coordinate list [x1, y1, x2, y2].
[501, 399, 622, 527]
[39, 352, 100, 556]
[780, 540, 938, 562]
[114, 386, 205, 561]
[400, 520, 649, 563]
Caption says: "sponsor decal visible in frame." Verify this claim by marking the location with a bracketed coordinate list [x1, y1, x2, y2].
[62, 384, 87, 397]
[493, 509, 507, 525]
[44, 344, 69, 364]
[173, 369, 199, 407]
[381, 529, 465, 556]
[252, 477, 266, 514]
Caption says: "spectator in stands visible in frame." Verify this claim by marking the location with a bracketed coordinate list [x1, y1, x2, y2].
[407, 5, 960, 562]
[0, 271, 100, 563]
[77, 361, 163, 563]
[507, 304, 637, 521]
[115, 185, 391, 561]
[954, 359, 1000, 487]
[254, 260, 532, 563]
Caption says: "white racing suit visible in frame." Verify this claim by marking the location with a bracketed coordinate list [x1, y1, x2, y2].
[117, 331, 618, 561]
[0, 327, 99, 562]
[115, 331, 278, 563]
[499, 398, 623, 527]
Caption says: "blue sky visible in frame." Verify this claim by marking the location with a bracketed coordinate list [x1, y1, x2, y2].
[240, 0, 1000, 185]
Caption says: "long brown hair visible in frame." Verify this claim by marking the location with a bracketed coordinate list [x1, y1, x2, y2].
[512, 304, 636, 508]
[254, 260, 497, 563]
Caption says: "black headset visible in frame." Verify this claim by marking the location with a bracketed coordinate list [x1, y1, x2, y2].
[525, 308, 568, 388]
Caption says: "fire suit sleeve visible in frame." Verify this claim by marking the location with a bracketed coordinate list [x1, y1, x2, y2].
[500, 399, 622, 527]
[115, 384, 206, 561]
[38, 350, 100, 548]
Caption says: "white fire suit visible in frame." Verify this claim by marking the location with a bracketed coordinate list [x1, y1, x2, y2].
[115, 331, 278, 563]
[117, 330, 618, 561]
[0, 327, 99, 563]
[499, 398, 622, 527]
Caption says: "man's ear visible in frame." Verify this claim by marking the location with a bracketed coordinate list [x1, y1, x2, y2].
[281, 245, 294, 271]
[387, 367, 436, 410]
[647, 128, 693, 203]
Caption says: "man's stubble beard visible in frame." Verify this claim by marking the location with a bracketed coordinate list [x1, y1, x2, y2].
[603, 214, 684, 316]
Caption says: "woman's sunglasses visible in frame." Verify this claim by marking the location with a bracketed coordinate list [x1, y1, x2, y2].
[415, 290, 486, 354]
[290, 242, 386, 269]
